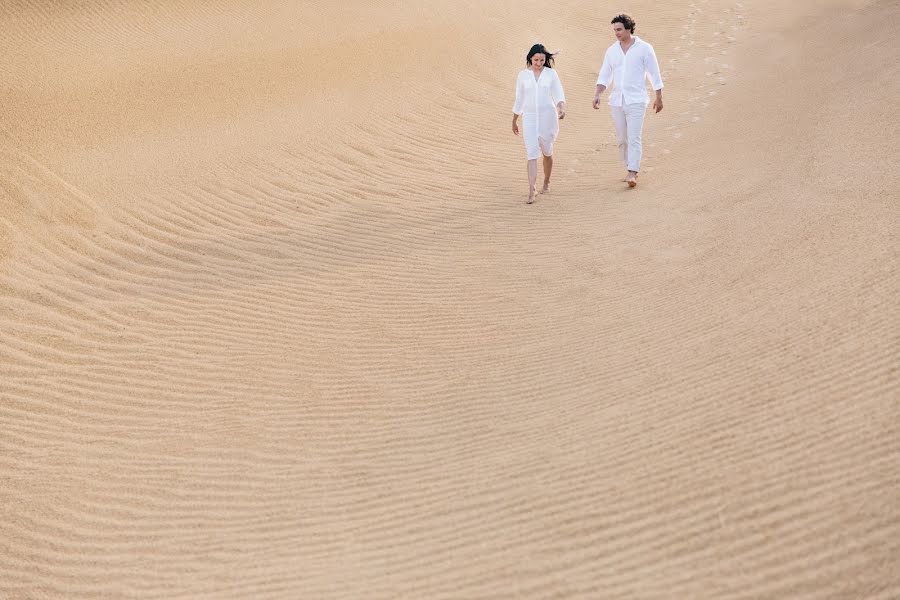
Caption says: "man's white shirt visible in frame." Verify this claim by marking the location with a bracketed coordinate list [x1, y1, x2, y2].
[596, 35, 664, 106]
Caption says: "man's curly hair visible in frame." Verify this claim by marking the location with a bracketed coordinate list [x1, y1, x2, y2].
[611, 14, 636, 33]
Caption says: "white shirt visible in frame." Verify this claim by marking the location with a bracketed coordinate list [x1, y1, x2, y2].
[512, 67, 566, 152]
[512, 67, 566, 116]
[596, 35, 664, 106]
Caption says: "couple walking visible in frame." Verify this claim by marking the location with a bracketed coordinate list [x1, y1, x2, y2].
[512, 14, 664, 203]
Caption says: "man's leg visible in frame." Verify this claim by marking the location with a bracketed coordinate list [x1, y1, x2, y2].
[624, 103, 646, 186]
[610, 105, 629, 179]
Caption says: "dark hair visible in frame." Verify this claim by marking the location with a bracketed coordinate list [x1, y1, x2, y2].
[526, 44, 555, 68]
[611, 14, 636, 33]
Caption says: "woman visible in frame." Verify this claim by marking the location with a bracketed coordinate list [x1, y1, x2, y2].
[512, 44, 567, 204]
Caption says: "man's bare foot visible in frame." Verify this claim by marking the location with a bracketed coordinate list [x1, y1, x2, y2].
[540, 182, 550, 194]
[622, 172, 639, 182]
[625, 172, 638, 188]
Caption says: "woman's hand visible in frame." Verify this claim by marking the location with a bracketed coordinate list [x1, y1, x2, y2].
[557, 102, 567, 119]
[512, 115, 519, 135]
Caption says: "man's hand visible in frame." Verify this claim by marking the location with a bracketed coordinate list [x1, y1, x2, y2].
[652, 97, 663, 113]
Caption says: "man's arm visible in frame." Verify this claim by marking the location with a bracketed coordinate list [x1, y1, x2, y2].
[593, 84, 607, 109]
[646, 45, 664, 113]
[594, 50, 612, 109]
[652, 89, 663, 113]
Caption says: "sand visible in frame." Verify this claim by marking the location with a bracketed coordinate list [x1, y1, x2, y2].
[1, 0, 898, 598]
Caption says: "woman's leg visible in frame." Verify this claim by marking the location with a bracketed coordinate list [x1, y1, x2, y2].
[541, 154, 553, 193]
[527, 159, 537, 203]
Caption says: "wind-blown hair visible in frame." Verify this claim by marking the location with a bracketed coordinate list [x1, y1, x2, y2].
[526, 44, 556, 68]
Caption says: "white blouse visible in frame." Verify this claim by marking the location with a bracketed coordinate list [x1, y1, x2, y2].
[512, 67, 566, 117]
[512, 68, 566, 153]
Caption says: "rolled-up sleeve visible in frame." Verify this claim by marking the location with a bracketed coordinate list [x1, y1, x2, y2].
[645, 44, 664, 90]
[512, 74, 525, 115]
[596, 49, 613, 86]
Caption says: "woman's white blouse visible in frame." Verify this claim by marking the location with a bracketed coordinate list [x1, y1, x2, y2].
[512, 67, 566, 117]
[513, 68, 566, 155]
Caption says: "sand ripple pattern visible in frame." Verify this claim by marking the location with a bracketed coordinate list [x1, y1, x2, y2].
[1, 0, 898, 598]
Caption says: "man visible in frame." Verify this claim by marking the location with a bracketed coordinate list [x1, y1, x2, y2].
[592, 14, 664, 188]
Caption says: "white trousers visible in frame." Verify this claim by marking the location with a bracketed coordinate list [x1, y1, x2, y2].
[610, 103, 647, 173]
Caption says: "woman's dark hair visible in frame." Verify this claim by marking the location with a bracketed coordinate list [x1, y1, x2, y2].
[611, 14, 636, 33]
[526, 44, 555, 68]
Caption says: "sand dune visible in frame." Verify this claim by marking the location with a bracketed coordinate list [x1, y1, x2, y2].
[1, 0, 898, 598]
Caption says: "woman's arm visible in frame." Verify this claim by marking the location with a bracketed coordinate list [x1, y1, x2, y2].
[551, 70, 566, 118]
[512, 72, 525, 134]
[511, 73, 525, 117]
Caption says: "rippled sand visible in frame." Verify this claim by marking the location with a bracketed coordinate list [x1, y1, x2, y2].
[1, 0, 898, 597]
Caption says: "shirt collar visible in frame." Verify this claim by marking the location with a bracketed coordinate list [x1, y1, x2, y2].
[614, 35, 643, 50]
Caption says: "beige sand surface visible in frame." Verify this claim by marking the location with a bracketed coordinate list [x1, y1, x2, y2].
[1, 0, 898, 598]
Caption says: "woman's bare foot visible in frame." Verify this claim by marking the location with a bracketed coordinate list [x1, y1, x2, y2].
[526, 186, 536, 204]
[540, 181, 550, 194]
